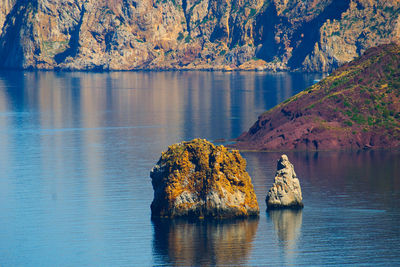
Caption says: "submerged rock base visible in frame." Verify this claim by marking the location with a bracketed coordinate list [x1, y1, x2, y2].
[266, 155, 303, 210]
[150, 139, 259, 219]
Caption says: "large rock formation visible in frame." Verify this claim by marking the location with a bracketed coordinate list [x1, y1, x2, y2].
[266, 155, 303, 209]
[0, 0, 399, 71]
[235, 43, 400, 151]
[150, 139, 259, 218]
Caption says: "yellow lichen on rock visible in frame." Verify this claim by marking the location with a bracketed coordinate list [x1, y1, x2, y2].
[150, 139, 259, 218]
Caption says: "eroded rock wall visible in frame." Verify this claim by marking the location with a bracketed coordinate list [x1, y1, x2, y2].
[0, 0, 399, 71]
[303, 0, 400, 72]
[0, 0, 16, 35]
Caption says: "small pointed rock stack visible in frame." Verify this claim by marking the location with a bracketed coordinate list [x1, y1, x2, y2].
[266, 155, 303, 209]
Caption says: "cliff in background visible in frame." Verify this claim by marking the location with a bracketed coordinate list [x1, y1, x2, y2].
[0, 0, 399, 71]
[0, 0, 15, 35]
[235, 43, 400, 151]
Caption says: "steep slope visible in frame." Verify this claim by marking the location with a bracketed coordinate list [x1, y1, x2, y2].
[235, 43, 400, 151]
[303, 0, 400, 71]
[0, 0, 399, 71]
[0, 0, 264, 70]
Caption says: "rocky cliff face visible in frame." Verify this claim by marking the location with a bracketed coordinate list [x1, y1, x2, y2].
[150, 139, 259, 218]
[235, 43, 400, 151]
[0, 0, 399, 71]
[0, 0, 15, 35]
[303, 0, 400, 71]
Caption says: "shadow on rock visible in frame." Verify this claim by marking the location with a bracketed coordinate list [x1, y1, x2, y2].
[152, 217, 259, 266]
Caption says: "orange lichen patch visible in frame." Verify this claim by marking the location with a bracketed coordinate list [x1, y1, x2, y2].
[167, 177, 185, 201]
[150, 139, 259, 218]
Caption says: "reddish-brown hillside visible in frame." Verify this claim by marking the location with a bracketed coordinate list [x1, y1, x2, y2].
[235, 43, 400, 151]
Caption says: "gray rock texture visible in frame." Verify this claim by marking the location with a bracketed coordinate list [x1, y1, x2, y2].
[266, 155, 303, 209]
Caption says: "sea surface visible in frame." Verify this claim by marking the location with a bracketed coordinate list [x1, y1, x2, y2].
[0, 71, 399, 266]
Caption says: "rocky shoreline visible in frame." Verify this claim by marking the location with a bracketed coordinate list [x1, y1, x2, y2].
[0, 59, 288, 72]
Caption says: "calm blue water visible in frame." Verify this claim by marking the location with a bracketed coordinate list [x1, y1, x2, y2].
[0, 71, 399, 266]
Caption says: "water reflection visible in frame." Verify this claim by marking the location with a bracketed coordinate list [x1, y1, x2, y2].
[152, 218, 259, 266]
[268, 209, 303, 248]
[0, 71, 322, 142]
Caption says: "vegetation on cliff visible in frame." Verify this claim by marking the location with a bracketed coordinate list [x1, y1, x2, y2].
[236, 43, 400, 151]
[0, 0, 399, 71]
[150, 139, 259, 218]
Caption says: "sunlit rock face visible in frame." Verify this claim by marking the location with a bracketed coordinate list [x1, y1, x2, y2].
[0, 0, 262, 70]
[303, 0, 400, 72]
[0, 0, 399, 71]
[266, 155, 303, 209]
[150, 139, 259, 218]
[0, 0, 15, 35]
